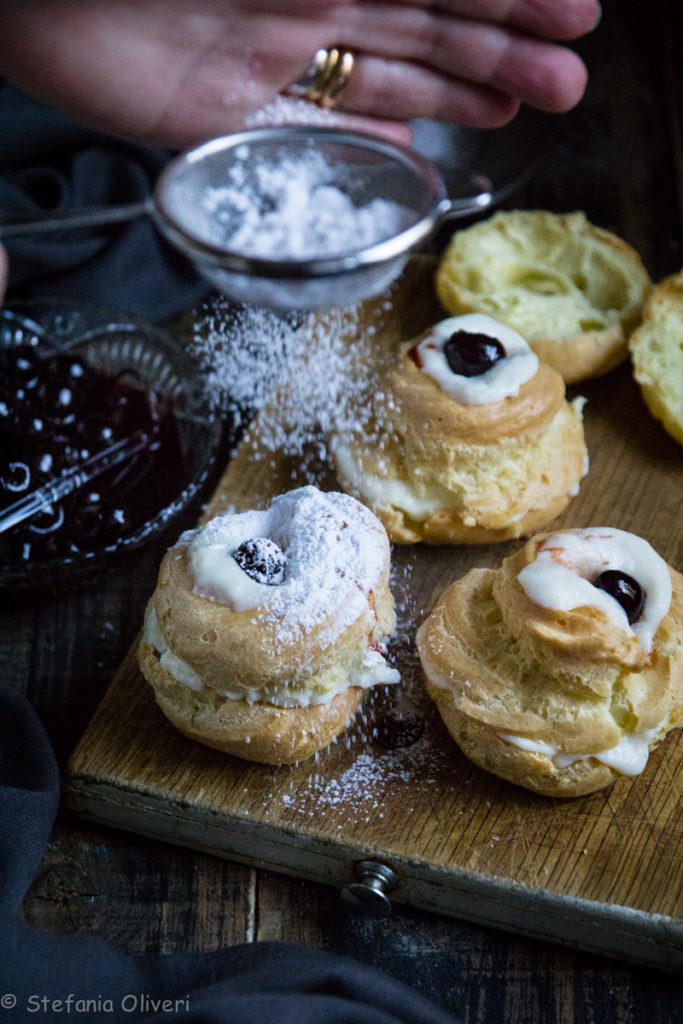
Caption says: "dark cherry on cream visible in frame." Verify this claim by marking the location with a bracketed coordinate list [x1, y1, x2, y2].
[233, 537, 286, 586]
[443, 330, 506, 377]
[593, 569, 645, 624]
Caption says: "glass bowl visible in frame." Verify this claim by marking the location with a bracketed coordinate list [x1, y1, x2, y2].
[0, 300, 225, 593]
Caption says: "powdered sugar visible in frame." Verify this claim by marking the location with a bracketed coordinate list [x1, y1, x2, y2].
[191, 294, 393, 467]
[184, 485, 391, 649]
[244, 96, 345, 130]
[268, 644, 454, 826]
[202, 146, 409, 260]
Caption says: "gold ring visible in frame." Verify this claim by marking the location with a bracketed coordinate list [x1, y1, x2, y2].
[286, 48, 355, 108]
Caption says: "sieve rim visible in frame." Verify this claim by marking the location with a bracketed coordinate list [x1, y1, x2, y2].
[152, 126, 450, 280]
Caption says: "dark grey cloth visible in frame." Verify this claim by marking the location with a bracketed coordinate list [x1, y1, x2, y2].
[0, 681, 461, 1023]
[0, 83, 210, 319]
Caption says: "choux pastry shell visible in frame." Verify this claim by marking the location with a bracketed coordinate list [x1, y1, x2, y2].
[629, 268, 683, 447]
[137, 486, 400, 764]
[416, 527, 683, 797]
[331, 314, 588, 544]
[436, 210, 651, 383]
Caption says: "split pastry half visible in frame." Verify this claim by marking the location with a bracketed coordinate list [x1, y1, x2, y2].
[436, 210, 651, 383]
[629, 268, 683, 447]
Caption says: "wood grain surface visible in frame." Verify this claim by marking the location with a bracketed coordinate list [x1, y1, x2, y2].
[66, 258, 683, 970]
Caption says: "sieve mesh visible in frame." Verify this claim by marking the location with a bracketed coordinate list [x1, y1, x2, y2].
[156, 129, 441, 257]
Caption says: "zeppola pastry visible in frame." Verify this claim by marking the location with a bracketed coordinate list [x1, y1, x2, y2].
[331, 313, 588, 544]
[628, 268, 683, 447]
[416, 527, 683, 797]
[436, 210, 651, 384]
[137, 485, 400, 764]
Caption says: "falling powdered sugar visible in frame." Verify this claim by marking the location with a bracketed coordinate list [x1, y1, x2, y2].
[185, 486, 390, 653]
[244, 96, 345, 130]
[191, 292, 395, 471]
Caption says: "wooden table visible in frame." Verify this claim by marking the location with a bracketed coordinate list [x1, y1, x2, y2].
[2, 2, 682, 1021]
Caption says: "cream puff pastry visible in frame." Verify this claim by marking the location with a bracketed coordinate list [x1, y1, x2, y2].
[331, 313, 588, 544]
[629, 268, 683, 447]
[416, 527, 683, 797]
[137, 485, 400, 764]
[436, 210, 651, 384]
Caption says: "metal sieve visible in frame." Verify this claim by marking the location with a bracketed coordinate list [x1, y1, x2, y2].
[0, 126, 492, 310]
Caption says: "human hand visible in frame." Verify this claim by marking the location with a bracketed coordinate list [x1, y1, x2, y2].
[0, 0, 600, 149]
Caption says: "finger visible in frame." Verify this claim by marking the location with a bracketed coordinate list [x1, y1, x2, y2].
[338, 56, 521, 127]
[335, 9, 589, 113]
[378, 0, 602, 42]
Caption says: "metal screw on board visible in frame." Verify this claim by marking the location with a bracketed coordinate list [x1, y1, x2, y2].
[340, 860, 398, 918]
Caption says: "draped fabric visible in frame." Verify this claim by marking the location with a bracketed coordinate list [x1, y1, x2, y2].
[0, 681, 461, 1024]
[0, 83, 209, 319]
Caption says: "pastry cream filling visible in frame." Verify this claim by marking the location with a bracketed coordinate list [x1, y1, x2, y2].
[216, 648, 400, 708]
[330, 437, 448, 518]
[516, 527, 671, 652]
[568, 451, 591, 497]
[497, 722, 666, 777]
[143, 607, 399, 708]
[331, 436, 551, 527]
[143, 606, 204, 691]
[416, 314, 539, 404]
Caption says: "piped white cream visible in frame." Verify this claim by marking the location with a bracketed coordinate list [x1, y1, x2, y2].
[143, 607, 203, 691]
[415, 314, 539, 405]
[330, 437, 448, 518]
[497, 720, 666, 777]
[143, 607, 399, 707]
[516, 527, 671, 652]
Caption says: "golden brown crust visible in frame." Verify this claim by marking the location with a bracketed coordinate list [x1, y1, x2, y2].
[151, 543, 395, 692]
[423, 683, 619, 798]
[373, 487, 579, 546]
[332, 344, 587, 545]
[629, 269, 683, 447]
[138, 636, 365, 765]
[416, 538, 683, 797]
[135, 488, 399, 764]
[436, 210, 651, 384]
[387, 343, 566, 445]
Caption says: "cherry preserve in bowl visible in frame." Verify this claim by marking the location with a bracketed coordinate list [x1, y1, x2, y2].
[0, 301, 224, 592]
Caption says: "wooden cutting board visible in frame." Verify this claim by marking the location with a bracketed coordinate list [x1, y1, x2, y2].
[65, 262, 683, 970]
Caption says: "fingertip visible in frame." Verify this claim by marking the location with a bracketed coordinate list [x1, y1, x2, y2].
[531, 0, 602, 41]
[539, 51, 589, 113]
[450, 91, 521, 130]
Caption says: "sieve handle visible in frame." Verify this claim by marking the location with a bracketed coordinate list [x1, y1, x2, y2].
[441, 190, 494, 220]
[0, 199, 153, 238]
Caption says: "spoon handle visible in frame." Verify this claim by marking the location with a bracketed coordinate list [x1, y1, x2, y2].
[0, 432, 148, 536]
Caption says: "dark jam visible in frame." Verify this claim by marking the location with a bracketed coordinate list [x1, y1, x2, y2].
[0, 340, 187, 564]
